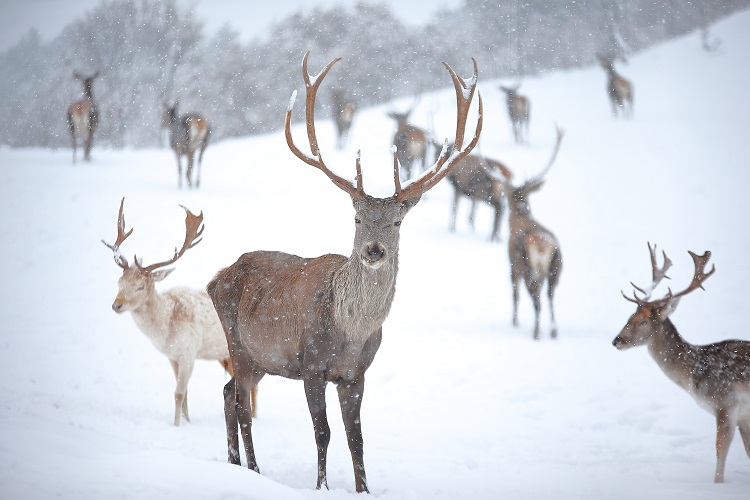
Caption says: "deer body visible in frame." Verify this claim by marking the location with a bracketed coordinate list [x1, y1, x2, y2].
[447, 155, 511, 242]
[208, 52, 482, 493]
[103, 199, 256, 426]
[67, 71, 99, 163]
[331, 89, 357, 149]
[500, 85, 530, 144]
[163, 103, 210, 189]
[613, 244, 750, 482]
[388, 111, 438, 181]
[598, 56, 633, 118]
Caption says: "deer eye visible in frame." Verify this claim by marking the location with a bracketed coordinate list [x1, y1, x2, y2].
[355, 218, 361, 224]
[394, 221, 402, 227]
[639, 320, 647, 327]
[137, 285, 145, 291]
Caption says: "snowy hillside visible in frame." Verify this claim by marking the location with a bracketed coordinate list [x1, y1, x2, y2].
[1, 10, 749, 500]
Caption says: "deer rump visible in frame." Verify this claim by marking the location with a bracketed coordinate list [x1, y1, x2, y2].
[174, 115, 209, 151]
[208, 250, 383, 380]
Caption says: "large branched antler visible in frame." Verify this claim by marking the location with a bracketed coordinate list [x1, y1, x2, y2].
[520, 124, 565, 192]
[135, 206, 204, 273]
[394, 59, 483, 202]
[285, 51, 365, 200]
[101, 197, 134, 269]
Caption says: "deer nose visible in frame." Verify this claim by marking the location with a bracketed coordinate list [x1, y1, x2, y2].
[361, 242, 386, 266]
[112, 300, 124, 313]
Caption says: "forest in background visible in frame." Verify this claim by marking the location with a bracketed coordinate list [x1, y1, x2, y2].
[1, 0, 747, 148]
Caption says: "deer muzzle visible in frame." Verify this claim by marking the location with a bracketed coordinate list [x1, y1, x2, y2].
[112, 295, 126, 313]
[361, 242, 387, 269]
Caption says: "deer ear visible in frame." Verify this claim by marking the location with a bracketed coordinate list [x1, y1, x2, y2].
[150, 268, 175, 282]
[656, 297, 681, 321]
[402, 195, 421, 213]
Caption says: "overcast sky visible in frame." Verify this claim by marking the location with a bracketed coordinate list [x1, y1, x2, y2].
[0, 0, 462, 51]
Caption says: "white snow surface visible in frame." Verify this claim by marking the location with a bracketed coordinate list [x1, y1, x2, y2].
[2, 11, 750, 500]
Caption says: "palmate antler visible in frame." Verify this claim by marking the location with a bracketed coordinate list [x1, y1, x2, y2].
[285, 51, 482, 203]
[623, 242, 715, 307]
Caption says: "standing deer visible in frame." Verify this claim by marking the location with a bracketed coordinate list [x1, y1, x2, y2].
[500, 85, 530, 144]
[387, 105, 440, 181]
[207, 52, 482, 493]
[67, 71, 99, 164]
[447, 153, 512, 242]
[597, 55, 634, 118]
[162, 102, 210, 189]
[331, 89, 357, 149]
[102, 198, 257, 426]
[613, 243, 750, 483]
[484, 127, 564, 339]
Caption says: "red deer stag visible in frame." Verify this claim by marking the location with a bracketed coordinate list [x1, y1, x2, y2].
[207, 51, 482, 493]
[162, 102, 210, 189]
[331, 88, 357, 149]
[447, 152, 512, 242]
[484, 127, 564, 339]
[499, 85, 530, 144]
[613, 243, 750, 483]
[597, 55, 633, 118]
[387, 104, 440, 181]
[67, 71, 99, 164]
[102, 198, 257, 426]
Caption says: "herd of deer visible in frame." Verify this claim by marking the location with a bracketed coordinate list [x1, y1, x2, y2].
[97, 52, 747, 492]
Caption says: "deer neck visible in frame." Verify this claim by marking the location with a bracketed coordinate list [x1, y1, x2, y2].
[646, 319, 699, 392]
[129, 288, 172, 346]
[332, 252, 399, 343]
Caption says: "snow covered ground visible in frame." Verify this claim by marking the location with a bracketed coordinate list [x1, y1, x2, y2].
[1, 10, 749, 500]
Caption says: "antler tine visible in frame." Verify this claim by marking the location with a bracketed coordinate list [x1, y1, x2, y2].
[101, 197, 133, 269]
[394, 59, 482, 202]
[524, 124, 565, 188]
[630, 242, 672, 302]
[137, 206, 204, 273]
[671, 250, 715, 300]
[285, 51, 365, 201]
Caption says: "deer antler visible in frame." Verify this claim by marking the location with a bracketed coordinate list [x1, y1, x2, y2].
[101, 197, 134, 269]
[285, 51, 366, 201]
[522, 124, 565, 191]
[394, 59, 483, 202]
[670, 250, 716, 300]
[136, 205, 204, 273]
[627, 242, 673, 301]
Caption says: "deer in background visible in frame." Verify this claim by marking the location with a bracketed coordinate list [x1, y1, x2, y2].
[102, 198, 257, 426]
[162, 102, 210, 189]
[387, 103, 440, 181]
[484, 127, 564, 339]
[331, 88, 357, 149]
[500, 85, 530, 145]
[208, 51, 482, 493]
[447, 152, 512, 242]
[613, 243, 750, 483]
[597, 54, 634, 118]
[67, 71, 99, 164]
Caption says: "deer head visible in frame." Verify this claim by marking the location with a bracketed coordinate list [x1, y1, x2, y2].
[102, 198, 204, 313]
[74, 70, 99, 100]
[614, 243, 715, 349]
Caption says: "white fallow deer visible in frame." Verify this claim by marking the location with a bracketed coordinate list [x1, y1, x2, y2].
[331, 88, 357, 149]
[162, 102, 210, 189]
[484, 126, 565, 339]
[597, 54, 634, 118]
[67, 71, 99, 164]
[207, 51, 482, 493]
[102, 198, 257, 426]
[613, 243, 750, 483]
[499, 85, 530, 144]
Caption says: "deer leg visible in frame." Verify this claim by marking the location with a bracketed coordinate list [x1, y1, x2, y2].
[175, 153, 183, 189]
[337, 378, 369, 493]
[84, 132, 92, 161]
[304, 376, 331, 490]
[196, 143, 207, 188]
[738, 420, 750, 459]
[236, 369, 263, 472]
[548, 250, 562, 339]
[223, 378, 242, 465]
[510, 263, 521, 327]
[490, 202, 502, 242]
[186, 154, 194, 189]
[449, 189, 460, 233]
[468, 199, 477, 230]
[172, 357, 194, 426]
[715, 408, 737, 483]
[529, 283, 542, 341]
[68, 115, 77, 165]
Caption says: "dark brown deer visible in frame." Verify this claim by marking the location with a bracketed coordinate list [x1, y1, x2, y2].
[207, 51, 482, 493]
[447, 153, 512, 242]
[67, 71, 99, 164]
[484, 127, 564, 339]
[500, 85, 530, 144]
[597, 55, 633, 118]
[162, 102, 210, 189]
[331, 88, 357, 149]
[613, 243, 750, 483]
[102, 198, 257, 426]
[387, 104, 440, 181]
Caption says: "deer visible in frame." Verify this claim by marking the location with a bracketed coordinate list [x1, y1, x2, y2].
[67, 71, 99, 164]
[102, 198, 257, 426]
[447, 152, 513, 242]
[387, 103, 441, 181]
[207, 51, 482, 494]
[597, 54, 634, 118]
[483, 127, 564, 339]
[499, 85, 530, 145]
[162, 102, 211, 189]
[613, 243, 750, 483]
[331, 88, 357, 149]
